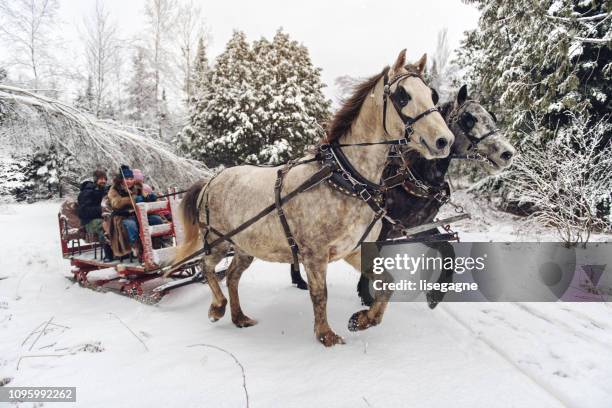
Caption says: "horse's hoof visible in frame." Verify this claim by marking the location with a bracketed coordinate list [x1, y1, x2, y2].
[233, 314, 258, 328]
[348, 310, 377, 332]
[295, 281, 308, 290]
[426, 290, 441, 309]
[208, 299, 227, 322]
[317, 330, 345, 347]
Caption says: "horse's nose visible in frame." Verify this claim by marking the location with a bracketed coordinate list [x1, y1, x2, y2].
[500, 150, 513, 162]
[435, 137, 449, 150]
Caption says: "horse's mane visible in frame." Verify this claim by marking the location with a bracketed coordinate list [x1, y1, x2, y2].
[325, 64, 423, 143]
[325, 66, 390, 143]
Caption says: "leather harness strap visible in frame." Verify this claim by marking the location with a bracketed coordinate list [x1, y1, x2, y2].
[275, 166, 300, 277]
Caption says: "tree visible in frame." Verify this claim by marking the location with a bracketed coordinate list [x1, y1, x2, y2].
[144, 0, 177, 138]
[455, 0, 611, 142]
[75, 76, 95, 114]
[174, 1, 209, 106]
[250, 29, 331, 164]
[427, 28, 457, 101]
[179, 29, 331, 167]
[508, 112, 611, 243]
[0, 0, 61, 90]
[125, 47, 156, 128]
[82, 0, 120, 118]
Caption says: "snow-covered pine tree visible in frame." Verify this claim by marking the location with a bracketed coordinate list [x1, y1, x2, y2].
[191, 36, 209, 102]
[180, 29, 330, 166]
[125, 47, 157, 130]
[456, 0, 611, 235]
[176, 36, 210, 155]
[179, 30, 258, 166]
[250, 29, 331, 164]
[455, 0, 610, 142]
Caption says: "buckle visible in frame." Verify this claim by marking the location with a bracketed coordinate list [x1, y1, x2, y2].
[397, 138, 408, 145]
[359, 189, 372, 201]
[287, 236, 298, 248]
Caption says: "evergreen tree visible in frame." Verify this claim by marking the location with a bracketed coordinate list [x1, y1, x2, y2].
[125, 47, 157, 129]
[190, 36, 209, 102]
[455, 0, 611, 142]
[180, 29, 331, 166]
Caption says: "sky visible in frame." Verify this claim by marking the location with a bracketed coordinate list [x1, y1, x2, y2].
[3, 0, 481, 101]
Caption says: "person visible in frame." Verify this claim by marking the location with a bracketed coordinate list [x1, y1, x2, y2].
[107, 165, 163, 258]
[77, 169, 113, 262]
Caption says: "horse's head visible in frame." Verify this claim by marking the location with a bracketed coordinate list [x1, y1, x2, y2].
[384, 50, 454, 160]
[448, 85, 515, 169]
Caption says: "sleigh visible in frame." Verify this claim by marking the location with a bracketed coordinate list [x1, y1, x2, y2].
[58, 190, 230, 304]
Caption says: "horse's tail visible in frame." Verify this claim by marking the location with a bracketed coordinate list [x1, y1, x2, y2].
[166, 179, 208, 277]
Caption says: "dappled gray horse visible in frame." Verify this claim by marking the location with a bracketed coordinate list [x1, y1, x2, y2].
[173, 50, 454, 346]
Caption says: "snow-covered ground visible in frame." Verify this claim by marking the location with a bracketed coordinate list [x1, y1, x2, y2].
[1, 199, 611, 408]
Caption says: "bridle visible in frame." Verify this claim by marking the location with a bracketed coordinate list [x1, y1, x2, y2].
[382, 72, 440, 144]
[447, 99, 500, 160]
[330, 70, 442, 149]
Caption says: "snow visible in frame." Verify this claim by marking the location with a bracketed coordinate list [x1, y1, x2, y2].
[1, 201, 612, 407]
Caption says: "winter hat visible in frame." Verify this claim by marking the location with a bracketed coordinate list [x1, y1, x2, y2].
[133, 169, 144, 183]
[93, 169, 107, 181]
[120, 165, 134, 179]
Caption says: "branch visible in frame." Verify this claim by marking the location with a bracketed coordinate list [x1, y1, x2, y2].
[188, 343, 249, 408]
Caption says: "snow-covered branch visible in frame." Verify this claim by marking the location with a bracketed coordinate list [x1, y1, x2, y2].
[0, 84, 211, 193]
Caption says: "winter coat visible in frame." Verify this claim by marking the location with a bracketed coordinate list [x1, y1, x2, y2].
[107, 182, 140, 257]
[77, 181, 109, 225]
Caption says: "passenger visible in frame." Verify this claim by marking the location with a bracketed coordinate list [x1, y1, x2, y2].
[133, 169, 153, 196]
[77, 169, 113, 262]
[108, 165, 163, 258]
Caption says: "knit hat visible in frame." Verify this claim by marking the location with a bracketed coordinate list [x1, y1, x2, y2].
[120, 164, 134, 179]
[133, 169, 144, 183]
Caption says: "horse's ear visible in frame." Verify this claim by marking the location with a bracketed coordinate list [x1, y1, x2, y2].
[457, 84, 468, 105]
[415, 53, 427, 75]
[392, 49, 407, 72]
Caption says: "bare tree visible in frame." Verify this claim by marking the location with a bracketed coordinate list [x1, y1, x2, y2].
[0, 0, 61, 90]
[144, 0, 177, 137]
[81, 0, 120, 118]
[174, 0, 209, 107]
[509, 112, 612, 244]
[429, 28, 455, 100]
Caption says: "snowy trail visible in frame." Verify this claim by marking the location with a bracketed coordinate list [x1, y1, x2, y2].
[0, 202, 611, 407]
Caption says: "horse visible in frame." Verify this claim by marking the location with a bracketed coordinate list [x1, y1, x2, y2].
[173, 50, 455, 346]
[354, 84, 516, 308]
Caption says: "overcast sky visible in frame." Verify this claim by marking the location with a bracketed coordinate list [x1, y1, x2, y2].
[3, 0, 480, 100]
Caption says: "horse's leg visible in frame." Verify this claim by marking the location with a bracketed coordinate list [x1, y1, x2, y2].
[302, 255, 345, 347]
[203, 245, 231, 322]
[226, 251, 256, 327]
[344, 250, 393, 331]
[356, 274, 374, 307]
[290, 266, 308, 290]
[426, 240, 455, 309]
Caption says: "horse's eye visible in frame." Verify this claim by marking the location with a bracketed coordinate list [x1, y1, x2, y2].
[393, 86, 411, 107]
[462, 113, 477, 129]
[431, 88, 439, 105]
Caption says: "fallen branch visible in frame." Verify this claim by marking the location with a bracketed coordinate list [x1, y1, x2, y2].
[29, 317, 54, 351]
[188, 343, 249, 408]
[108, 312, 149, 351]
